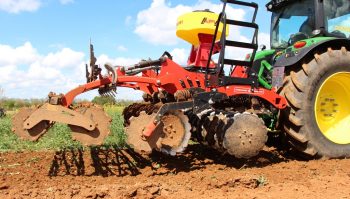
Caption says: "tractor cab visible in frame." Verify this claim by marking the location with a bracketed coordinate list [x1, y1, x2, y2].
[267, 0, 350, 49]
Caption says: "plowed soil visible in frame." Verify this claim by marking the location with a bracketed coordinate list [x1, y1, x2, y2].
[0, 145, 350, 199]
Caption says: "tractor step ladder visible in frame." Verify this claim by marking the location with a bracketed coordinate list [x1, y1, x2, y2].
[205, 0, 259, 87]
[219, 0, 259, 68]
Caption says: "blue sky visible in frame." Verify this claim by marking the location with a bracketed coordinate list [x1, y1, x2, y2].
[0, 0, 272, 100]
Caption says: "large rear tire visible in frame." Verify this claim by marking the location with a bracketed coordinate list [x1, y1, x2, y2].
[281, 47, 350, 158]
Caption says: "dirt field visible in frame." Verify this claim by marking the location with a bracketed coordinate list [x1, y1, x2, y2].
[0, 145, 349, 199]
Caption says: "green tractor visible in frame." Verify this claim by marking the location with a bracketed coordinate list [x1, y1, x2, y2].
[262, 0, 350, 158]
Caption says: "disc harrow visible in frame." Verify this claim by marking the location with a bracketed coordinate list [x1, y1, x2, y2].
[10, 0, 291, 160]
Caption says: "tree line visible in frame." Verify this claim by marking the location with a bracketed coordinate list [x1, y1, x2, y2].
[0, 96, 136, 110]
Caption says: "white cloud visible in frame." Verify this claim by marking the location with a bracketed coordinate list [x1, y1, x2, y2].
[135, 0, 191, 45]
[134, 0, 245, 46]
[0, 0, 41, 13]
[0, 42, 85, 98]
[41, 48, 84, 68]
[117, 45, 128, 52]
[0, 42, 147, 100]
[170, 48, 188, 65]
[96, 54, 139, 67]
[0, 42, 40, 65]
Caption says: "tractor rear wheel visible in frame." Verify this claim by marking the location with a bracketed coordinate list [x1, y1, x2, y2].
[281, 47, 350, 158]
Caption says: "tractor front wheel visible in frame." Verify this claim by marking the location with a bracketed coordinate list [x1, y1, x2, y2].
[282, 47, 350, 158]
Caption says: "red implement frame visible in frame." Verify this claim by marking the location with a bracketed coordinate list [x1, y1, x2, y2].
[61, 58, 287, 110]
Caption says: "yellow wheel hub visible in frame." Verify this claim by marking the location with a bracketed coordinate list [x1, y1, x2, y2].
[315, 72, 350, 144]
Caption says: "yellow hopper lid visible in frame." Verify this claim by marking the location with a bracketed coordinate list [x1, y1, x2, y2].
[176, 10, 228, 46]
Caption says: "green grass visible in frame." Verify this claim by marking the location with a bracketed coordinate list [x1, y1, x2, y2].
[0, 105, 126, 152]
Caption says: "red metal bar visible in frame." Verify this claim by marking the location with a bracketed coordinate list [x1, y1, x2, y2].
[217, 85, 287, 109]
[62, 77, 113, 107]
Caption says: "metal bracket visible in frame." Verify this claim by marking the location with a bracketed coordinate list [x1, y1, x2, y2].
[23, 103, 96, 131]
[193, 91, 228, 113]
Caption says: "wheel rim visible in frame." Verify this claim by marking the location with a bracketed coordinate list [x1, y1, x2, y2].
[315, 72, 350, 144]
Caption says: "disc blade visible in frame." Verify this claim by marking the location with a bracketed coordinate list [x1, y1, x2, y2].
[159, 110, 191, 155]
[12, 107, 50, 141]
[125, 111, 163, 154]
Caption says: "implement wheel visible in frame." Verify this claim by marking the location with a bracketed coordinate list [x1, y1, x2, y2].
[281, 47, 350, 158]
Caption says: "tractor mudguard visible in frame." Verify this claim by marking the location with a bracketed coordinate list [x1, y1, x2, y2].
[274, 38, 350, 68]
